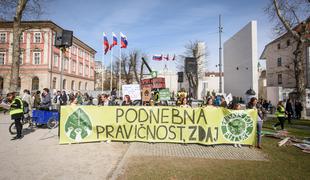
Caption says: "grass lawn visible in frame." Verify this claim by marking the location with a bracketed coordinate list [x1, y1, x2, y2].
[120, 118, 310, 180]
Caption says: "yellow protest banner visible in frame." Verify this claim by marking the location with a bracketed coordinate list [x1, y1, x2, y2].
[59, 106, 257, 145]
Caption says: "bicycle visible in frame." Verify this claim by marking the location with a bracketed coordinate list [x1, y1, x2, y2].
[9, 113, 34, 135]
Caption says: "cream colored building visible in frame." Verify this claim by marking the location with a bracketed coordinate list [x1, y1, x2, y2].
[0, 21, 96, 95]
[260, 23, 310, 114]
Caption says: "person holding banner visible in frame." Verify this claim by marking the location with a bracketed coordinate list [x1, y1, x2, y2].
[180, 97, 191, 108]
[122, 95, 132, 106]
[233, 103, 242, 148]
[247, 97, 263, 149]
[99, 94, 113, 106]
[206, 97, 214, 107]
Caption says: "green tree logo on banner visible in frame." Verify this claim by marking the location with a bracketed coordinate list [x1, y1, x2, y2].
[221, 112, 253, 142]
[65, 108, 92, 142]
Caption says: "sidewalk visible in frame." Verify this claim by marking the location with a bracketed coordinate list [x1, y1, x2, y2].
[0, 113, 129, 180]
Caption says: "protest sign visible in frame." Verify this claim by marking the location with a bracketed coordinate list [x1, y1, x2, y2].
[142, 87, 152, 102]
[60, 106, 257, 146]
[122, 84, 141, 100]
[141, 78, 166, 89]
[159, 89, 170, 101]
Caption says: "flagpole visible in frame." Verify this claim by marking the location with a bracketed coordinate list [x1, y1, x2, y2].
[110, 44, 113, 93]
[101, 48, 104, 94]
[102, 35, 104, 93]
[119, 44, 122, 98]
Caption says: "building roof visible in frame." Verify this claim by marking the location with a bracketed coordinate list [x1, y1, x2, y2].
[260, 18, 310, 60]
[0, 20, 97, 54]
[205, 72, 224, 77]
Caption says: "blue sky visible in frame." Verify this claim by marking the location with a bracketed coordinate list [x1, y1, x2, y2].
[41, 0, 275, 71]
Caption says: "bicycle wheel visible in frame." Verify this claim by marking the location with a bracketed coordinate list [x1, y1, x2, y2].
[9, 122, 17, 135]
[47, 118, 58, 129]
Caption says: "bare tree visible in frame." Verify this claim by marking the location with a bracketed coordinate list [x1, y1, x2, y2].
[181, 40, 208, 98]
[265, 0, 310, 117]
[117, 54, 134, 84]
[0, 0, 43, 92]
[129, 50, 146, 84]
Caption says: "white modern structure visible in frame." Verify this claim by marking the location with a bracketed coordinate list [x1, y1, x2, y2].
[223, 21, 258, 99]
[158, 68, 178, 94]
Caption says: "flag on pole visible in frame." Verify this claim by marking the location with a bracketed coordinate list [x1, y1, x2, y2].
[164, 54, 169, 60]
[103, 32, 109, 55]
[152, 54, 163, 61]
[172, 54, 176, 60]
[110, 32, 118, 50]
[120, 32, 128, 48]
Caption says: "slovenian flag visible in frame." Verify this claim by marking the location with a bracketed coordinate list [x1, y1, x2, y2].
[110, 32, 118, 50]
[120, 32, 128, 48]
[103, 32, 109, 55]
[152, 54, 163, 61]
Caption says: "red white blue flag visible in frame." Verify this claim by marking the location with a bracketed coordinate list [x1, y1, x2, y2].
[110, 32, 118, 50]
[172, 54, 176, 60]
[120, 32, 128, 48]
[103, 32, 109, 55]
[152, 54, 163, 61]
[164, 54, 169, 60]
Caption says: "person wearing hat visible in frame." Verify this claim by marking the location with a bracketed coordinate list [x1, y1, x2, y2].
[7, 92, 24, 140]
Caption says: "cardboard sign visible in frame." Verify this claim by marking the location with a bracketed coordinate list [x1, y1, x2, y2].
[122, 84, 141, 100]
[142, 87, 152, 102]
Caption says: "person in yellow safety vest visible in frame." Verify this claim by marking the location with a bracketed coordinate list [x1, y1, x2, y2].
[273, 101, 286, 130]
[7, 92, 24, 140]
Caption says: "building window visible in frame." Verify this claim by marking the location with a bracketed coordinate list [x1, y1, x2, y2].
[277, 57, 282, 67]
[19, 52, 23, 65]
[72, 61, 76, 72]
[63, 79, 66, 90]
[79, 63, 83, 74]
[33, 52, 41, 64]
[64, 57, 69, 70]
[0, 52, 5, 65]
[278, 74, 282, 85]
[72, 46, 76, 55]
[286, 39, 290, 47]
[78, 81, 82, 90]
[54, 54, 59, 67]
[0, 33, 6, 43]
[71, 80, 75, 90]
[91, 68, 94, 76]
[32, 76, 39, 90]
[277, 43, 281, 49]
[52, 77, 57, 89]
[34, 32, 41, 43]
[79, 49, 83, 57]
[85, 66, 89, 76]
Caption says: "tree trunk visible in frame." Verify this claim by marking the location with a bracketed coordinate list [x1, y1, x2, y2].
[9, 0, 27, 92]
[293, 41, 307, 118]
